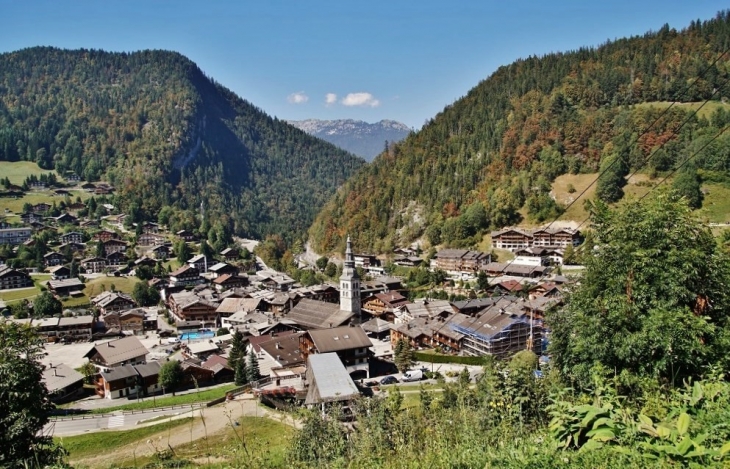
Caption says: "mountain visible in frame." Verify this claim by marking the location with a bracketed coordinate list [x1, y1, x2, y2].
[287, 119, 411, 161]
[308, 12, 730, 254]
[0, 47, 365, 242]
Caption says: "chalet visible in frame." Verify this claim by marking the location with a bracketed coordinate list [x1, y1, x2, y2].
[180, 361, 215, 386]
[362, 291, 410, 321]
[137, 232, 166, 246]
[208, 262, 238, 278]
[92, 291, 137, 315]
[94, 186, 113, 195]
[0, 266, 33, 290]
[451, 297, 512, 316]
[134, 256, 157, 268]
[290, 284, 339, 303]
[84, 336, 148, 368]
[33, 203, 51, 213]
[434, 249, 491, 274]
[213, 273, 248, 291]
[103, 239, 127, 256]
[58, 242, 86, 254]
[360, 317, 392, 341]
[140, 222, 159, 234]
[260, 292, 292, 315]
[81, 183, 96, 192]
[259, 273, 295, 292]
[304, 353, 361, 409]
[64, 172, 80, 182]
[29, 221, 48, 231]
[106, 251, 127, 267]
[301, 325, 372, 377]
[187, 254, 208, 272]
[285, 298, 354, 330]
[201, 355, 234, 383]
[44, 251, 66, 267]
[491, 227, 581, 251]
[54, 213, 78, 225]
[81, 257, 107, 274]
[102, 310, 145, 334]
[493, 279, 525, 294]
[49, 265, 71, 280]
[43, 363, 84, 403]
[96, 361, 161, 399]
[150, 244, 170, 260]
[93, 229, 118, 242]
[490, 228, 533, 250]
[20, 212, 43, 224]
[176, 229, 195, 242]
[220, 248, 239, 262]
[53, 189, 70, 196]
[393, 255, 423, 267]
[59, 231, 84, 244]
[0, 226, 32, 245]
[167, 290, 218, 323]
[483, 262, 549, 278]
[169, 265, 203, 287]
[47, 278, 85, 297]
[68, 202, 86, 212]
[353, 253, 380, 269]
[56, 315, 94, 341]
[183, 341, 220, 360]
[395, 300, 454, 324]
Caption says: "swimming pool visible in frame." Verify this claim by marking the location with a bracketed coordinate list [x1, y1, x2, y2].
[180, 331, 216, 340]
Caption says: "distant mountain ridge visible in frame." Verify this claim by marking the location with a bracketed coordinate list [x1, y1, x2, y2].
[287, 119, 411, 161]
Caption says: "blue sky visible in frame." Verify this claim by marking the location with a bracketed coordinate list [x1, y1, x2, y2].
[1, 1, 727, 129]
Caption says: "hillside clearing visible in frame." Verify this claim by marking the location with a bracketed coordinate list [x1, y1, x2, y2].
[0, 161, 55, 185]
[633, 100, 730, 119]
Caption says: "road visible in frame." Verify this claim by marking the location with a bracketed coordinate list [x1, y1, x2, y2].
[45, 406, 199, 437]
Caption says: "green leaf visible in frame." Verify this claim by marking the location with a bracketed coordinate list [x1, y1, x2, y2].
[581, 410, 601, 429]
[657, 425, 673, 439]
[675, 436, 693, 456]
[676, 413, 690, 436]
[691, 381, 704, 405]
[593, 417, 616, 429]
[586, 428, 616, 442]
[720, 441, 730, 456]
[580, 439, 604, 452]
[638, 414, 653, 426]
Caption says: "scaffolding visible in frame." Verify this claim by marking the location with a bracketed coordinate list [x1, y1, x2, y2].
[453, 313, 542, 359]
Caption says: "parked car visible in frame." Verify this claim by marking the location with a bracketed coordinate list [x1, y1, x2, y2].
[364, 380, 380, 387]
[380, 376, 398, 385]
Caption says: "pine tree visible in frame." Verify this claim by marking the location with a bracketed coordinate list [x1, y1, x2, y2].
[394, 339, 414, 373]
[246, 348, 261, 384]
[234, 358, 248, 386]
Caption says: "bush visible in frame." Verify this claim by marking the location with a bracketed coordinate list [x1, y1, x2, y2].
[414, 351, 489, 366]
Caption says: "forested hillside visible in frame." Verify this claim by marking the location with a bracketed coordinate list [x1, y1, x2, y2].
[0, 47, 364, 241]
[309, 12, 730, 254]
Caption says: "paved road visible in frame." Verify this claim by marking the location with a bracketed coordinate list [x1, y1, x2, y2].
[45, 407, 198, 437]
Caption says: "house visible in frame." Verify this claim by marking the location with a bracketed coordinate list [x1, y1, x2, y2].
[304, 353, 360, 409]
[220, 248, 239, 262]
[259, 273, 295, 292]
[187, 254, 208, 272]
[285, 298, 354, 330]
[216, 297, 260, 319]
[81, 257, 107, 274]
[32, 317, 61, 340]
[180, 361, 215, 386]
[353, 253, 380, 269]
[137, 233, 166, 247]
[96, 361, 161, 399]
[493, 279, 526, 294]
[106, 251, 127, 268]
[301, 326, 372, 378]
[212, 273, 248, 291]
[43, 364, 85, 403]
[393, 255, 423, 267]
[0, 227, 32, 245]
[134, 256, 157, 268]
[360, 317, 392, 341]
[49, 265, 71, 280]
[33, 202, 51, 213]
[103, 239, 128, 256]
[93, 229, 118, 242]
[183, 340, 220, 360]
[208, 262, 238, 278]
[434, 249, 491, 274]
[59, 231, 84, 244]
[91, 291, 137, 315]
[56, 315, 94, 341]
[20, 212, 43, 224]
[362, 291, 410, 321]
[47, 278, 85, 297]
[490, 228, 534, 250]
[169, 265, 203, 287]
[102, 310, 145, 334]
[491, 227, 582, 251]
[150, 245, 170, 260]
[140, 222, 160, 234]
[483, 262, 549, 278]
[81, 182, 96, 192]
[167, 290, 218, 323]
[54, 213, 78, 225]
[176, 229, 195, 242]
[58, 241, 86, 255]
[201, 355, 235, 383]
[513, 247, 565, 266]
[250, 332, 305, 376]
[395, 300, 454, 324]
[43, 251, 66, 267]
[84, 336, 149, 368]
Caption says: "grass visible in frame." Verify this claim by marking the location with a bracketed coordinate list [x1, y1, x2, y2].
[0, 286, 40, 303]
[60, 295, 91, 308]
[551, 173, 599, 222]
[0, 161, 55, 185]
[58, 417, 194, 460]
[83, 275, 138, 297]
[699, 183, 730, 223]
[478, 234, 515, 261]
[77, 384, 239, 414]
[633, 100, 730, 120]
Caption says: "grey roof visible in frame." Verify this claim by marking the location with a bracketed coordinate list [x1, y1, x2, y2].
[402, 300, 454, 319]
[187, 341, 220, 355]
[91, 291, 136, 308]
[58, 315, 94, 327]
[48, 278, 85, 289]
[286, 298, 353, 329]
[308, 326, 372, 353]
[42, 363, 84, 394]
[85, 336, 148, 365]
[305, 353, 360, 405]
[100, 364, 138, 382]
[360, 317, 393, 334]
[259, 333, 304, 366]
[134, 361, 162, 378]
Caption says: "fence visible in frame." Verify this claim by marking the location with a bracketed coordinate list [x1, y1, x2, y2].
[413, 351, 489, 366]
[49, 403, 206, 421]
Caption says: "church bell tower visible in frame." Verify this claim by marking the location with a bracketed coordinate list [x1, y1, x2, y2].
[339, 236, 361, 321]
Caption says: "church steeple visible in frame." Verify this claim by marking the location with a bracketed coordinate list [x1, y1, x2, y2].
[339, 235, 361, 321]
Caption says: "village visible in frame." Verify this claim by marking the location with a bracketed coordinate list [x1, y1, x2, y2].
[0, 187, 583, 427]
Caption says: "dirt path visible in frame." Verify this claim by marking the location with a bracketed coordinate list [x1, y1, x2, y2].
[71, 396, 298, 467]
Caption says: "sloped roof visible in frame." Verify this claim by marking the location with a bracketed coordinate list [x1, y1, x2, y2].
[43, 363, 84, 394]
[134, 361, 161, 378]
[85, 336, 148, 365]
[286, 298, 353, 329]
[305, 353, 360, 405]
[259, 333, 304, 366]
[307, 326, 372, 353]
[100, 363, 138, 382]
[360, 317, 392, 334]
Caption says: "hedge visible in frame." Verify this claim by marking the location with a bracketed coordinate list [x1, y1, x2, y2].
[413, 351, 488, 366]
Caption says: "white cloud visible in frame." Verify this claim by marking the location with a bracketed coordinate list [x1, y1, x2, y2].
[341, 92, 380, 107]
[287, 91, 309, 104]
[325, 93, 337, 105]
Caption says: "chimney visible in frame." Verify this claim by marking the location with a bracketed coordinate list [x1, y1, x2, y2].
[276, 355, 281, 361]
[276, 342, 281, 349]
[53, 368, 58, 376]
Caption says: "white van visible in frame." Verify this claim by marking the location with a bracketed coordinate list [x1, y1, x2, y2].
[401, 370, 423, 382]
